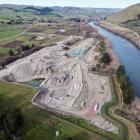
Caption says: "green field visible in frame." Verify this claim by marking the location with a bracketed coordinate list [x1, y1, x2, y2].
[0, 81, 110, 140]
[0, 47, 10, 54]
[0, 24, 28, 45]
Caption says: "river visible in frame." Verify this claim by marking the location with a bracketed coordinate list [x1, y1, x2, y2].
[90, 22, 140, 97]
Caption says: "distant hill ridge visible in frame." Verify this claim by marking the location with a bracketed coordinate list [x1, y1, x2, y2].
[0, 4, 120, 16]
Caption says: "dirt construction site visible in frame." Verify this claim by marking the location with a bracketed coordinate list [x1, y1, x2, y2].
[0, 35, 118, 133]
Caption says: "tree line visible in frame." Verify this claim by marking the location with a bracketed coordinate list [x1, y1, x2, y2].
[8, 44, 36, 56]
[0, 101, 24, 140]
[117, 65, 135, 104]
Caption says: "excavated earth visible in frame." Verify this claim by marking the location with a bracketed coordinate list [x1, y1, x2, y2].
[0, 36, 118, 133]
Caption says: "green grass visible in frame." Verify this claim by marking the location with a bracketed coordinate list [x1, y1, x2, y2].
[0, 81, 109, 140]
[0, 47, 10, 54]
[18, 35, 39, 46]
[0, 7, 62, 23]
[26, 124, 54, 140]
[45, 28, 56, 34]
[55, 110, 115, 140]
[42, 35, 65, 47]
[45, 13, 62, 19]
[0, 24, 28, 45]
[0, 9, 18, 22]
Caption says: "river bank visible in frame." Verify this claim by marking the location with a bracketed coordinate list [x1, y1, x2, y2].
[115, 97, 140, 135]
[90, 21, 140, 97]
[90, 21, 140, 137]
[104, 37, 120, 72]
[98, 21, 140, 49]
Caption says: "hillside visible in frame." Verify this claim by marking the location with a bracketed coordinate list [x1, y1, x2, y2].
[51, 6, 120, 17]
[0, 4, 62, 23]
[0, 4, 120, 22]
[107, 3, 140, 34]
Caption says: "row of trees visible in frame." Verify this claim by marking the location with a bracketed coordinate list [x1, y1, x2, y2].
[8, 44, 36, 56]
[7, 19, 23, 25]
[67, 18, 81, 22]
[0, 103, 24, 140]
[117, 65, 135, 104]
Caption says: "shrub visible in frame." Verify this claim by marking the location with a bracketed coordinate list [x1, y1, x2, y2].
[21, 45, 31, 51]
[8, 49, 15, 56]
[117, 65, 125, 76]
[65, 137, 74, 140]
[100, 53, 111, 64]
[0, 102, 24, 140]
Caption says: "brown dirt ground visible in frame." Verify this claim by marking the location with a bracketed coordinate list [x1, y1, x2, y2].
[1, 40, 22, 48]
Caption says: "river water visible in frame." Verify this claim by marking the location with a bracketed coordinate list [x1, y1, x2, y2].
[90, 22, 140, 97]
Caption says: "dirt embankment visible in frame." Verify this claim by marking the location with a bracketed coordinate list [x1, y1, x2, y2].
[0, 46, 43, 66]
[104, 38, 120, 72]
[115, 97, 140, 135]
[98, 21, 140, 49]
[1, 40, 23, 48]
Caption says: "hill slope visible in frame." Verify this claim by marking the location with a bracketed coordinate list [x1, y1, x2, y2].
[0, 4, 120, 22]
[51, 6, 120, 17]
[107, 3, 140, 34]
[0, 4, 62, 22]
